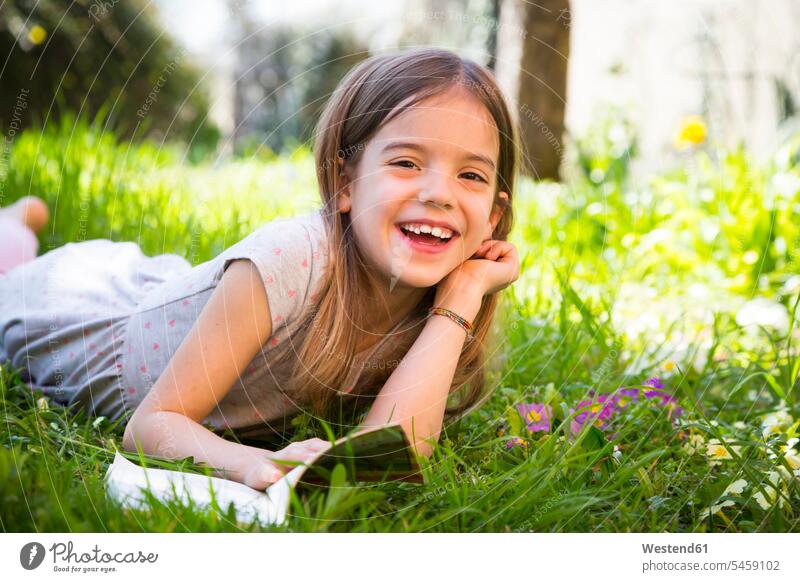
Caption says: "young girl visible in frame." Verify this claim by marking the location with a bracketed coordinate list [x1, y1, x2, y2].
[0, 48, 520, 491]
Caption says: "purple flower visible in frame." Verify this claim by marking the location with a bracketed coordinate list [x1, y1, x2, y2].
[504, 436, 528, 450]
[569, 395, 615, 434]
[612, 387, 640, 410]
[541, 378, 688, 441]
[639, 380, 684, 424]
[516, 402, 552, 433]
[644, 389, 677, 406]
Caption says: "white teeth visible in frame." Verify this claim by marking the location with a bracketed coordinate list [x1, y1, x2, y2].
[399, 223, 454, 239]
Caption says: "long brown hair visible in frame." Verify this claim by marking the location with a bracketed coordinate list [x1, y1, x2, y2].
[274, 48, 519, 428]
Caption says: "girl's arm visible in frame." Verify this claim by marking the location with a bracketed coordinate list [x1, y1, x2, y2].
[361, 238, 520, 458]
[360, 285, 483, 458]
[122, 259, 328, 489]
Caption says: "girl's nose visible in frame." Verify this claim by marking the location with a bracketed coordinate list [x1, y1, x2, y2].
[416, 170, 455, 209]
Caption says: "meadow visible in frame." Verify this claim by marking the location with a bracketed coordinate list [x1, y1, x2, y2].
[1, 114, 799, 532]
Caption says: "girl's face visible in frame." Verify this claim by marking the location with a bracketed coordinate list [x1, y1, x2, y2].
[337, 86, 508, 290]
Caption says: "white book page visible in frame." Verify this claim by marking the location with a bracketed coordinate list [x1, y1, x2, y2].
[104, 452, 305, 526]
[103, 426, 400, 525]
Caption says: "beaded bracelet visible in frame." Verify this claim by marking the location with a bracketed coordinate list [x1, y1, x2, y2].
[428, 307, 475, 343]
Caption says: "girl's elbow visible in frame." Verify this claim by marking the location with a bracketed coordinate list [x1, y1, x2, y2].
[122, 402, 158, 453]
[122, 413, 150, 453]
[411, 434, 440, 459]
[122, 421, 138, 453]
[414, 442, 435, 459]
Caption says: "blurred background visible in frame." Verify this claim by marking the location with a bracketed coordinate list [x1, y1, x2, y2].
[2, 0, 800, 375]
[3, 0, 799, 174]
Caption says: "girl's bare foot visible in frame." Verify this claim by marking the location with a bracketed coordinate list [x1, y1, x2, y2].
[0, 196, 49, 233]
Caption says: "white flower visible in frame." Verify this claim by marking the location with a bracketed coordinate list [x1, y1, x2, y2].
[781, 275, 800, 295]
[705, 499, 735, 515]
[683, 433, 705, 455]
[775, 465, 794, 482]
[725, 479, 748, 495]
[780, 438, 800, 470]
[706, 438, 741, 465]
[754, 471, 787, 510]
[761, 406, 793, 438]
[733, 421, 747, 430]
[704, 479, 748, 516]
[754, 491, 773, 510]
[735, 298, 790, 336]
[771, 171, 800, 199]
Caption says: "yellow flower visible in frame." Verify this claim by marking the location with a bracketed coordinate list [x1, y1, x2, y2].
[662, 360, 676, 372]
[27, 25, 47, 46]
[705, 438, 740, 465]
[675, 116, 707, 149]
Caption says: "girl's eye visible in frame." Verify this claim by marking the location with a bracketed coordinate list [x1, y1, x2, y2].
[461, 172, 487, 183]
[391, 160, 419, 170]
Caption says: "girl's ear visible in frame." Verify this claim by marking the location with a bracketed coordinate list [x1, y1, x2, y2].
[485, 191, 509, 239]
[336, 158, 352, 213]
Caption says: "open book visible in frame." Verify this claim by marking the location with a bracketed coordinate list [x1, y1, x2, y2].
[104, 423, 424, 525]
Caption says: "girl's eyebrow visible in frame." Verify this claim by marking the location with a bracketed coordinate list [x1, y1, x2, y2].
[380, 140, 496, 171]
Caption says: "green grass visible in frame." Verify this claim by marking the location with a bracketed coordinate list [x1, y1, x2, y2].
[1, 115, 799, 532]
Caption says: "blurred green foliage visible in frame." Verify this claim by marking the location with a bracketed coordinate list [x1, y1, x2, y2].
[0, 0, 219, 151]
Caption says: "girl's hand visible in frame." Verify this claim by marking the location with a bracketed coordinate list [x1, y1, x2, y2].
[439, 239, 520, 297]
[241, 437, 331, 490]
[241, 457, 289, 490]
[269, 437, 332, 473]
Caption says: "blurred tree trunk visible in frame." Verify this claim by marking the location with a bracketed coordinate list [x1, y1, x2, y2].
[494, 0, 570, 181]
[486, 0, 501, 70]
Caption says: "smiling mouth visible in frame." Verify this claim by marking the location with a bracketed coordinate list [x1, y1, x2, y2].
[395, 225, 459, 250]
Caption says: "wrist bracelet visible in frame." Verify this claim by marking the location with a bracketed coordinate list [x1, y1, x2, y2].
[428, 307, 475, 342]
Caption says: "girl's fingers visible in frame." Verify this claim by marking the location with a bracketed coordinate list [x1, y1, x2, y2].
[493, 241, 517, 261]
[486, 241, 513, 262]
[472, 240, 491, 258]
[475, 239, 499, 258]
